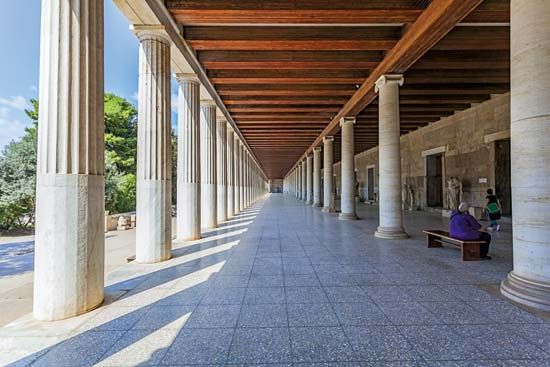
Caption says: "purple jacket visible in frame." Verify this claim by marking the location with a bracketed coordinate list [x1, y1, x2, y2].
[449, 211, 482, 240]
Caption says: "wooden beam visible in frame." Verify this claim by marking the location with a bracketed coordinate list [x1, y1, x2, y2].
[212, 77, 363, 84]
[189, 40, 397, 51]
[170, 9, 423, 26]
[224, 98, 347, 105]
[285, 0, 485, 176]
[203, 61, 377, 70]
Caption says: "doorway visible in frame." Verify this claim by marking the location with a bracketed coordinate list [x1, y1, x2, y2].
[426, 153, 443, 207]
[367, 167, 375, 201]
[495, 139, 512, 215]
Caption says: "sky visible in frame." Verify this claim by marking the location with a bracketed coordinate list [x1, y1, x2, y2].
[0, 1, 152, 150]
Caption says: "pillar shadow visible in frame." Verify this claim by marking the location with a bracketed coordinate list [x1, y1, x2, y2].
[5, 202, 266, 366]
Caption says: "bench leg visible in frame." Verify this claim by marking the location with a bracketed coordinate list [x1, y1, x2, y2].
[427, 234, 442, 248]
[462, 243, 481, 261]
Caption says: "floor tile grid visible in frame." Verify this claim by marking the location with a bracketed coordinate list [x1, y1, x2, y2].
[269, 196, 550, 364]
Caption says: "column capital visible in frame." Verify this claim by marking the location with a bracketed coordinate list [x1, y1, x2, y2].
[174, 73, 200, 85]
[307, 153, 313, 159]
[313, 147, 322, 152]
[375, 74, 404, 93]
[323, 136, 334, 143]
[216, 115, 228, 123]
[200, 99, 217, 107]
[339, 117, 356, 126]
[131, 25, 171, 44]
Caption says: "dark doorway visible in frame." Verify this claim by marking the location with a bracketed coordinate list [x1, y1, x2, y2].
[367, 167, 375, 201]
[426, 154, 443, 207]
[495, 139, 512, 215]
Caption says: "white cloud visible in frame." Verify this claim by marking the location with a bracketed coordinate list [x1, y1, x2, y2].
[0, 96, 31, 111]
[131, 91, 138, 101]
[0, 107, 30, 151]
[29, 85, 38, 92]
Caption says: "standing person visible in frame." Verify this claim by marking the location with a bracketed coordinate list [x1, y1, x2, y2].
[485, 188, 501, 231]
[450, 202, 492, 260]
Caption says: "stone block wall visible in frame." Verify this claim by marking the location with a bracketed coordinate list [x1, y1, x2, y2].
[336, 93, 511, 210]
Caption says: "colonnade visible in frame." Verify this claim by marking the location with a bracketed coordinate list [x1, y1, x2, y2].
[284, 0, 550, 311]
[283, 74, 407, 233]
[33, 1, 267, 321]
[30, 0, 550, 321]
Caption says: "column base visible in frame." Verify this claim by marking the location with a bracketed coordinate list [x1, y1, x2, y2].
[313, 202, 322, 208]
[322, 207, 336, 213]
[501, 271, 550, 312]
[176, 235, 201, 242]
[339, 212, 357, 220]
[375, 226, 409, 239]
[305, 200, 313, 205]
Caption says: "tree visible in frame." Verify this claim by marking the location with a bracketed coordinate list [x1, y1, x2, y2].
[103, 93, 138, 214]
[0, 100, 38, 229]
[0, 95, 141, 229]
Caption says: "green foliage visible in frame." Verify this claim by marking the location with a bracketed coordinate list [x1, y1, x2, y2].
[0, 94, 142, 229]
[103, 93, 138, 214]
[0, 100, 38, 229]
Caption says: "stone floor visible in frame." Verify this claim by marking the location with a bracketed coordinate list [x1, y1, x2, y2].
[1, 193, 550, 367]
[0, 222, 146, 327]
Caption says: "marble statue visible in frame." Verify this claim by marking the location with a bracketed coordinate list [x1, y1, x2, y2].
[446, 177, 463, 210]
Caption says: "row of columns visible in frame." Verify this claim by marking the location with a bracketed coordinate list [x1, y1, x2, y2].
[285, 0, 550, 311]
[283, 74, 408, 239]
[33, 1, 267, 321]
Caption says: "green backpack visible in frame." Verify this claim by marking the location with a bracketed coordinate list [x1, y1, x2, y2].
[487, 202, 500, 214]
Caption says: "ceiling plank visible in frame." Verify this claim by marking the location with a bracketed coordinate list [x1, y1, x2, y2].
[286, 0, 487, 176]
[170, 9, 423, 26]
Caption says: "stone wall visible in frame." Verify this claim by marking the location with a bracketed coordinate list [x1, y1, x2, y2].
[336, 93, 511, 211]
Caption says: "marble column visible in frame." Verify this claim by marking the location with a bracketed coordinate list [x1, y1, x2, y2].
[306, 154, 314, 205]
[301, 159, 307, 201]
[234, 137, 241, 213]
[339, 117, 357, 220]
[175, 74, 201, 240]
[313, 147, 322, 207]
[200, 101, 217, 229]
[501, 0, 550, 311]
[227, 128, 235, 217]
[374, 75, 408, 239]
[135, 26, 172, 263]
[34, 0, 105, 320]
[296, 162, 303, 200]
[217, 117, 228, 223]
[322, 136, 336, 213]
[239, 143, 245, 211]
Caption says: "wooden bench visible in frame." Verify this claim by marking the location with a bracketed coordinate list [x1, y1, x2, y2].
[423, 230, 485, 261]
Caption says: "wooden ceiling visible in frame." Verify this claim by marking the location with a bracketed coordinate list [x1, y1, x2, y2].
[166, 0, 510, 178]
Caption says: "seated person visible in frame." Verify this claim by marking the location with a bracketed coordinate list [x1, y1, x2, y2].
[449, 202, 492, 260]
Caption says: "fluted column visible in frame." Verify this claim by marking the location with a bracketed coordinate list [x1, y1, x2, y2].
[217, 117, 228, 223]
[34, 0, 105, 321]
[244, 152, 249, 207]
[501, 0, 550, 311]
[200, 101, 217, 229]
[339, 117, 357, 220]
[227, 128, 235, 217]
[301, 159, 307, 201]
[296, 162, 303, 200]
[313, 147, 322, 207]
[239, 143, 245, 211]
[176, 74, 201, 240]
[234, 137, 241, 213]
[305, 154, 313, 205]
[322, 136, 336, 213]
[135, 26, 172, 263]
[374, 75, 408, 239]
